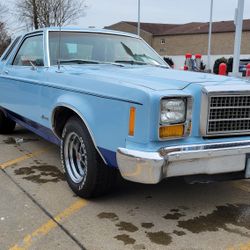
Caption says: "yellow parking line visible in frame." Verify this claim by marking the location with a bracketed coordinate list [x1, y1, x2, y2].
[0, 149, 48, 169]
[9, 199, 88, 250]
[233, 181, 250, 193]
[228, 241, 250, 250]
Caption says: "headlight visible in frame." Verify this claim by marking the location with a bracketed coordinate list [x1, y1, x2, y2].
[161, 98, 186, 124]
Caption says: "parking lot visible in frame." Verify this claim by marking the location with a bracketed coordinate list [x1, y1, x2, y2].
[0, 127, 250, 250]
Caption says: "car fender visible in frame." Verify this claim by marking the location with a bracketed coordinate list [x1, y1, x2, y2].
[51, 94, 107, 164]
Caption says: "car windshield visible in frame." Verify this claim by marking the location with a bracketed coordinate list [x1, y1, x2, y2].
[49, 31, 167, 67]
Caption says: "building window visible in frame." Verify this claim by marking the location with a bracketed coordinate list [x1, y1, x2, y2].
[160, 39, 166, 44]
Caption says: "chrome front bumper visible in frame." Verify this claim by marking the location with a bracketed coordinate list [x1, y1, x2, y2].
[116, 140, 250, 184]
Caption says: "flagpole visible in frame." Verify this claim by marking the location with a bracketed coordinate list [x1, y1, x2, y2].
[233, 0, 245, 76]
[207, 0, 213, 72]
[138, 0, 141, 36]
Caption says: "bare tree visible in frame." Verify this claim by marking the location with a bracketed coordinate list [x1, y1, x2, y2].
[16, 0, 87, 30]
[0, 3, 11, 56]
[0, 3, 8, 22]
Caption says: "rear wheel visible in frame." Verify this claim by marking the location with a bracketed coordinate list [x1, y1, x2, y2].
[61, 116, 117, 198]
[0, 110, 16, 134]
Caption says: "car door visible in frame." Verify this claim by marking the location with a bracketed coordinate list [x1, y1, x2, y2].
[0, 33, 46, 124]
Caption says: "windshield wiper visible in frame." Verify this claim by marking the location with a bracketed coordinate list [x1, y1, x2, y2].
[115, 60, 169, 68]
[115, 60, 148, 65]
[59, 59, 126, 67]
[60, 59, 100, 65]
[151, 64, 170, 69]
[133, 54, 169, 69]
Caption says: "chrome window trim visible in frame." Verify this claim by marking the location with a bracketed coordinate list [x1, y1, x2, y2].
[158, 95, 193, 141]
[44, 29, 50, 67]
[11, 32, 46, 67]
[47, 29, 139, 39]
[47, 30, 141, 68]
[47, 30, 168, 68]
[1, 36, 21, 61]
[200, 85, 250, 137]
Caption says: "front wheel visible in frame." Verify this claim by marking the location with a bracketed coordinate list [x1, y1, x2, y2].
[61, 116, 117, 198]
[0, 110, 16, 134]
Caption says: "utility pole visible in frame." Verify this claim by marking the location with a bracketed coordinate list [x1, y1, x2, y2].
[137, 0, 141, 36]
[233, 0, 245, 77]
[207, 0, 213, 72]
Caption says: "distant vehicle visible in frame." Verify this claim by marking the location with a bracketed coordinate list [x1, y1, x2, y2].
[239, 59, 250, 76]
[1, 28, 250, 198]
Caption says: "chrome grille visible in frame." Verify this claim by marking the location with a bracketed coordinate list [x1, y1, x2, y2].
[207, 95, 250, 135]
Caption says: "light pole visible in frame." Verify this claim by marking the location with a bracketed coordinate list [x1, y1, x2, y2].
[137, 0, 141, 36]
[207, 0, 214, 72]
[233, 0, 245, 76]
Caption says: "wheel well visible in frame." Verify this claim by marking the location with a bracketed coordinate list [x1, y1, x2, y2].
[52, 106, 107, 165]
[53, 106, 79, 138]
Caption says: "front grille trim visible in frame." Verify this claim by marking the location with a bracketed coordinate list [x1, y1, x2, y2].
[200, 88, 250, 137]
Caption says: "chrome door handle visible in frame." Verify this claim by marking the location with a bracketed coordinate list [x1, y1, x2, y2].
[4, 70, 9, 75]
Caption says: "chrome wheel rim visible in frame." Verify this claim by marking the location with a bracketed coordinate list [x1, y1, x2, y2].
[64, 132, 88, 183]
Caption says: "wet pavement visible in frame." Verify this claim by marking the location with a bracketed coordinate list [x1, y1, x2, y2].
[1, 127, 250, 250]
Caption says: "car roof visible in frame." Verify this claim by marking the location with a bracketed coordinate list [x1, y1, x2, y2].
[24, 27, 139, 39]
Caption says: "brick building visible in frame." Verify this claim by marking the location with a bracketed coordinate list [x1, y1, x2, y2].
[105, 20, 250, 69]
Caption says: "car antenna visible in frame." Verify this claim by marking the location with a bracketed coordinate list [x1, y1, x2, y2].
[57, 0, 62, 72]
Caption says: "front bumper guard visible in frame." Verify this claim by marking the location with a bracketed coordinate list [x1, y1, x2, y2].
[116, 140, 250, 184]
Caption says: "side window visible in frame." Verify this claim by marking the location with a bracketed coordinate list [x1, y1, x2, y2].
[13, 35, 44, 66]
[1, 36, 21, 61]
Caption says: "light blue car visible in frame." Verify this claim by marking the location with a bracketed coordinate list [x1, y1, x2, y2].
[1, 27, 250, 198]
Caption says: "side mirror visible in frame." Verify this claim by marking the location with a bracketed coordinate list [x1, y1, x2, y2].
[35, 59, 44, 67]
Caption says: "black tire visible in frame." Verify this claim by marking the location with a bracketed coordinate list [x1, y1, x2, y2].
[61, 116, 117, 198]
[0, 110, 16, 134]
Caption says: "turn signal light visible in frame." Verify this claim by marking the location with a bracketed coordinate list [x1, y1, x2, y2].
[129, 107, 136, 136]
[159, 124, 184, 138]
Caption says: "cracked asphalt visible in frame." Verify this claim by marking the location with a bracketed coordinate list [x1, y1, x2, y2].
[1, 126, 250, 250]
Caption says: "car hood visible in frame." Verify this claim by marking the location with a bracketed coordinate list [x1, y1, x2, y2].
[64, 64, 246, 91]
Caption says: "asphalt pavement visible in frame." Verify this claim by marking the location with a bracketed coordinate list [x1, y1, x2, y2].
[1, 126, 250, 250]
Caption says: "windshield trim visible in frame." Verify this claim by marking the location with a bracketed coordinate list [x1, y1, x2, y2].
[47, 31, 168, 68]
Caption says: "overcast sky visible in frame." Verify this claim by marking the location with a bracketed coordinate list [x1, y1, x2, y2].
[5, 0, 250, 34]
[77, 0, 250, 28]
